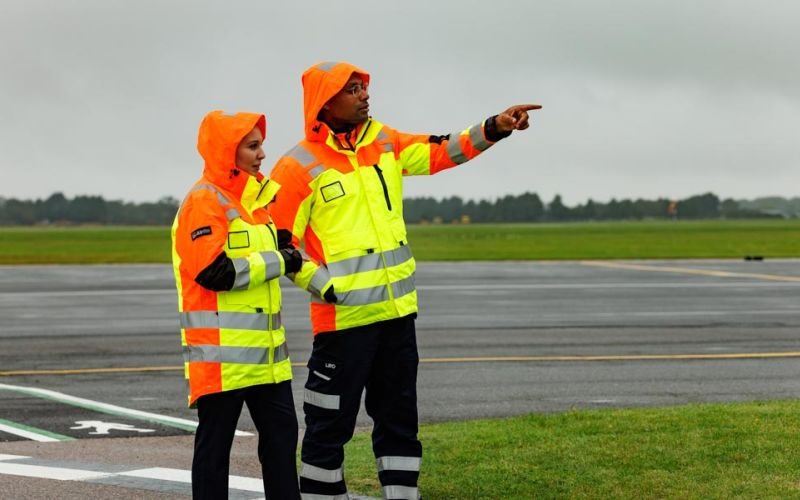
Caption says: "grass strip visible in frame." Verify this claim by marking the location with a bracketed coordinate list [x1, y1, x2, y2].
[1, 220, 799, 264]
[341, 400, 800, 499]
[409, 219, 800, 260]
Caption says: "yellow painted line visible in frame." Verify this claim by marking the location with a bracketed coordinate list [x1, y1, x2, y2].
[2, 352, 800, 377]
[582, 260, 800, 282]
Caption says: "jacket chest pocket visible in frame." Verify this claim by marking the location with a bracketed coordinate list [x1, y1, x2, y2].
[221, 221, 277, 309]
[224, 220, 274, 257]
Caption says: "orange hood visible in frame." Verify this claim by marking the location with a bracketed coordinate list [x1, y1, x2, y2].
[301, 61, 370, 142]
[197, 110, 266, 197]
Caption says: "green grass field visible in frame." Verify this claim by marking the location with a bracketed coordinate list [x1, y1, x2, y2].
[341, 400, 800, 499]
[1, 219, 798, 264]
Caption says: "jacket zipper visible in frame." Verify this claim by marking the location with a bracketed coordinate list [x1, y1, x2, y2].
[372, 164, 392, 211]
[264, 224, 278, 330]
[264, 223, 278, 379]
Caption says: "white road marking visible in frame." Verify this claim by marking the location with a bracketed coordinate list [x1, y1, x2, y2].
[0, 418, 73, 442]
[121, 467, 264, 492]
[0, 382, 253, 437]
[71, 420, 155, 435]
[0, 421, 61, 442]
[0, 458, 264, 494]
[0, 462, 112, 481]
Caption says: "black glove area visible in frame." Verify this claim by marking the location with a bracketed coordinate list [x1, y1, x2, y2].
[323, 285, 338, 304]
[276, 229, 293, 250]
[195, 252, 235, 292]
[279, 247, 302, 274]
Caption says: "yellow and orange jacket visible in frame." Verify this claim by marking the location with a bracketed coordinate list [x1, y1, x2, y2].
[172, 111, 300, 407]
[269, 61, 509, 335]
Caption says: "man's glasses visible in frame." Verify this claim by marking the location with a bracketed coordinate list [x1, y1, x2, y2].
[343, 83, 368, 97]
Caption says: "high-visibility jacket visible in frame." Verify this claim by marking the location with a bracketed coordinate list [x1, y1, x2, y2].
[172, 111, 295, 407]
[269, 61, 505, 335]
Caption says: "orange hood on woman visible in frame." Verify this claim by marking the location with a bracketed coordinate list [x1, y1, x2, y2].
[196, 110, 266, 197]
[301, 61, 370, 143]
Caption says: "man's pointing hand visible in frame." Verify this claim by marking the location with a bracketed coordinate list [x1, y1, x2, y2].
[496, 104, 542, 133]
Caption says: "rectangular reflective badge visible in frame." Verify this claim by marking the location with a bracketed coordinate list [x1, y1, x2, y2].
[321, 181, 345, 202]
[228, 231, 250, 249]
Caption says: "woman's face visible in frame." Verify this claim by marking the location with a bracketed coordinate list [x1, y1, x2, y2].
[235, 126, 265, 176]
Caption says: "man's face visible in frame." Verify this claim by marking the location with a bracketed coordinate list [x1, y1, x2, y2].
[322, 75, 370, 128]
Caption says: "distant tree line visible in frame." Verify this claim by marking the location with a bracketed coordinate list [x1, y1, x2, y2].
[0, 191, 794, 226]
[403, 192, 788, 224]
[0, 192, 179, 225]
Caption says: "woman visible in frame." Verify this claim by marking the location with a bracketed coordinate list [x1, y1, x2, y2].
[171, 110, 303, 499]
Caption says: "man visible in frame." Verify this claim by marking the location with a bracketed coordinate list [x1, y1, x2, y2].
[269, 60, 540, 500]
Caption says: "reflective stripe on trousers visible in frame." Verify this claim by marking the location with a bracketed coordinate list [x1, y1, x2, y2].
[382, 485, 420, 499]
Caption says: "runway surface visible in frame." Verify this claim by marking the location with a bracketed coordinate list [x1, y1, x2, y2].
[1, 259, 799, 497]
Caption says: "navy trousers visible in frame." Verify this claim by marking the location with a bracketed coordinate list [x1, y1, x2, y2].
[299, 314, 422, 499]
[193, 381, 300, 499]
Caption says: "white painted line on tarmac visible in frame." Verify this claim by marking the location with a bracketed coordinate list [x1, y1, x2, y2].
[0, 458, 263, 494]
[121, 467, 264, 492]
[0, 418, 74, 442]
[0, 462, 112, 481]
[0, 383, 253, 437]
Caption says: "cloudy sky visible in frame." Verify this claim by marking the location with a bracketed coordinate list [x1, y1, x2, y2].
[2, 0, 798, 206]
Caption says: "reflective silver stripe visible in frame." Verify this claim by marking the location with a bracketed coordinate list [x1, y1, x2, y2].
[300, 494, 350, 500]
[225, 208, 240, 221]
[469, 122, 490, 151]
[315, 61, 339, 72]
[337, 284, 388, 306]
[391, 274, 416, 299]
[382, 485, 420, 500]
[304, 389, 340, 410]
[286, 144, 316, 166]
[230, 257, 251, 290]
[271, 311, 282, 330]
[445, 131, 468, 164]
[183, 183, 239, 221]
[193, 183, 233, 208]
[273, 342, 289, 363]
[180, 311, 281, 331]
[300, 462, 344, 483]
[308, 266, 332, 296]
[183, 345, 267, 364]
[308, 165, 325, 178]
[328, 253, 381, 278]
[376, 456, 421, 472]
[259, 251, 283, 280]
[377, 130, 394, 153]
[327, 246, 412, 277]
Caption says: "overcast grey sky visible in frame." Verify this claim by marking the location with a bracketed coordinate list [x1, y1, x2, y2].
[1, 0, 798, 206]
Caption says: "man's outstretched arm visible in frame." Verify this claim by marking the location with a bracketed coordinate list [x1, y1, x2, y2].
[392, 103, 542, 176]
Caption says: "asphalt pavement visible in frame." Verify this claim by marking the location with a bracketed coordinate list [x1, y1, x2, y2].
[1, 259, 799, 498]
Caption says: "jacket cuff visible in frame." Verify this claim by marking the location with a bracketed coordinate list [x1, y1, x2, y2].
[484, 115, 512, 142]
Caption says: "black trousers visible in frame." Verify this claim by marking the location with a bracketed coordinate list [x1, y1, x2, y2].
[300, 314, 422, 499]
[192, 381, 300, 500]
